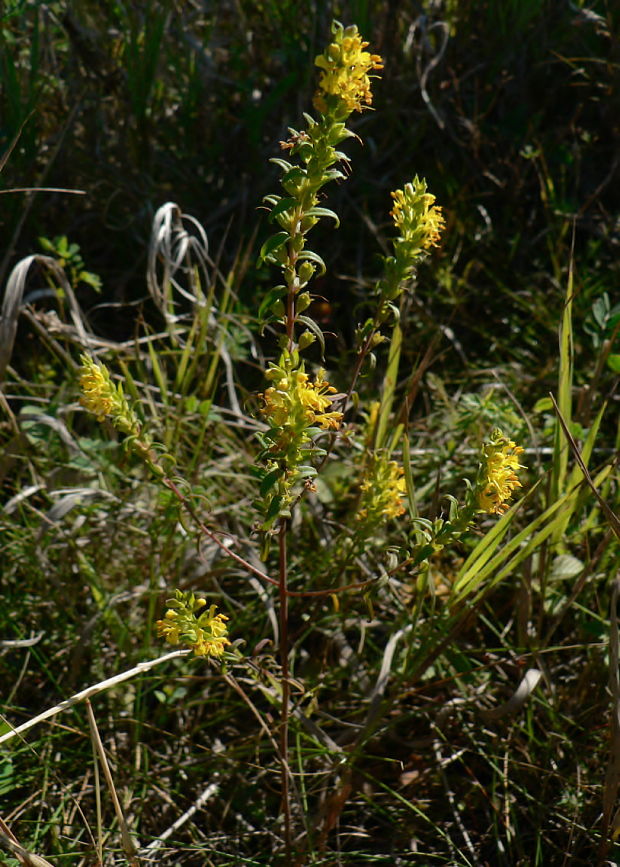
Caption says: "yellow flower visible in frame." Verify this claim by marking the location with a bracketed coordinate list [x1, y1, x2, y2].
[79, 356, 117, 422]
[156, 594, 230, 658]
[261, 365, 343, 433]
[78, 354, 140, 435]
[390, 178, 445, 252]
[357, 453, 407, 524]
[477, 430, 526, 515]
[314, 23, 383, 115]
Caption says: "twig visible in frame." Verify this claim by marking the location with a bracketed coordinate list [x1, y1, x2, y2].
[163, 475, 380, 598]
[140, 781, 219, 856]
[0, 649, 190, 746]
[85, 699, 139, 862]
[550, 393, 620, 540]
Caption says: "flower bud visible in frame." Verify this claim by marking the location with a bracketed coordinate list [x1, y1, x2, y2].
[296, 291, 311, 312]
[298, 331, 316, 350]
[298, 261, 315, 286]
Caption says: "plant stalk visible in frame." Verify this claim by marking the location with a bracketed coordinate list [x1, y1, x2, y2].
[278, 518, 292, 861]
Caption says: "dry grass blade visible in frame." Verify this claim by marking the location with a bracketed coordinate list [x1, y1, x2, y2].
[139, 781, 219, 856]
[479, 668, 542, 721]
[0, 649, 190, 746]
[147, 201, 210, 316]
[0, 254, 90, 381]
[85, 699, 140, 862]
[0, 187, 85, 195]
[0, 820, 56, 867]
[0, 113, 32, 175]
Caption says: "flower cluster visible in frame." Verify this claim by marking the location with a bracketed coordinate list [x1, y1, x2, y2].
[367, 176, 445, 326]
[256, 351, 343, 529]
[477, 429, 526, 514]
[357, 452, 407, 526]
[262, 360, 343, 436]
[390, 179, 445, 252]
[78, 354, 140, 435]
[313, 22, 383, 116]
[156, 589, 230, 658]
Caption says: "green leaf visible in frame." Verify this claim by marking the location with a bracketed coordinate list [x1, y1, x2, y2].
[269, 158, 293, 172]
[297, 250, 326, 276]
[297, 315, 325, 354]
[269, 197, 297, 220]
[322, 169, 345, 183]
[260, 467, 282, 497]
[549, 554, 584, 581]
[608, 354, 620, 373]
[304, 206, 340, 227]
[258, 232, 289, 264]
[265, 495, 285, 522]
[258, 285, 287, 320]
[533, 396, 553, 413]
[282, 166, 306, 186]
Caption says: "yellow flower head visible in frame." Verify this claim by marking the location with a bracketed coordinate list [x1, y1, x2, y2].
[313, 22, 383, 116]
[390, 177, 445, 253]
[78, 354, 140, 435]
[477, 429, 526, 515]
[357, 452, 407, 525]
[156, 591, 230, 658]
[261, 363, 343, 434]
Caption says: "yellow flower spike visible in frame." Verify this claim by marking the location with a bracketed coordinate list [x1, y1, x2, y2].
[313, 22, 383, 116]
[477, 429, 526, 515]
[357, 452, 407, 525]
[78, 353, 141, 436]
[390, 177, 446, 253]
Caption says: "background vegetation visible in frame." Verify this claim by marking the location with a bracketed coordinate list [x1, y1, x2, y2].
[1, 0, 619, 864]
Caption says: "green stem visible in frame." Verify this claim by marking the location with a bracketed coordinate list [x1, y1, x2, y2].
[278, 518, 292, 860]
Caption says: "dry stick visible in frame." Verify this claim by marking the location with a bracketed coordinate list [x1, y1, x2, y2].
[85, 699, 139, 863]
[0, 649, 190, 747]
[549, 392, 620, 540]
[140, 782, 219, 857]
[278, 519, 293, 862]
[0, 187, 85, 195]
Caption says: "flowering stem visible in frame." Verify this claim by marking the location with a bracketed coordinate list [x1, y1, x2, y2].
[278, 517, 292, 860]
